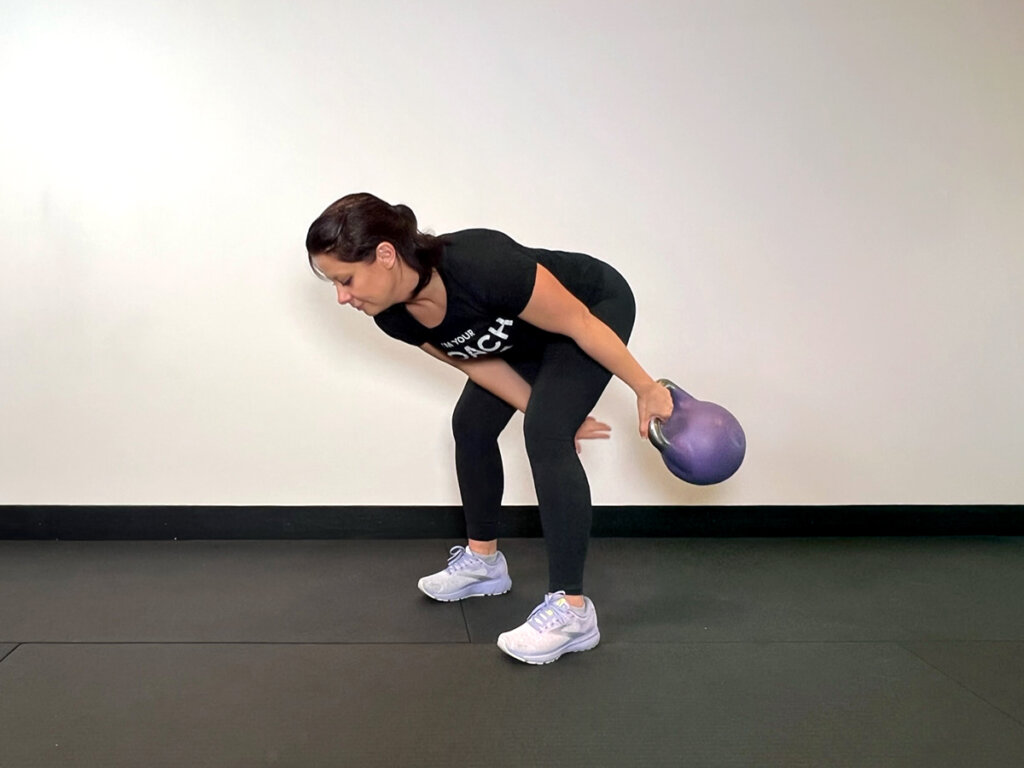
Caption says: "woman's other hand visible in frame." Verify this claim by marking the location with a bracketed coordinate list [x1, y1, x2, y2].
[574, 416, 612, 454]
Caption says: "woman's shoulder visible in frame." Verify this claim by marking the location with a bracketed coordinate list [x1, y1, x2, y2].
[442, 228, 518, 250]
[437, 229, 538, 310]
[440, 229, 528, 274]
[441, 228, 537, 275]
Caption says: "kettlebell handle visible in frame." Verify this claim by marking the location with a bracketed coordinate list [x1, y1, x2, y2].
[647, 378, 680, 454]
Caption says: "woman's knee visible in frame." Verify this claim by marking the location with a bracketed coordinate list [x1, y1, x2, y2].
[523, 407, 576, 456]
[452, 385, 513, 444]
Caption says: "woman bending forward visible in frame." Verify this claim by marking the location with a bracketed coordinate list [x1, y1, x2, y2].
[306, 193, 672, 665]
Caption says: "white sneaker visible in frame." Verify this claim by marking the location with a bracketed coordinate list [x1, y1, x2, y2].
[496, 591, 600, 664]
[417, 546, 512, 602]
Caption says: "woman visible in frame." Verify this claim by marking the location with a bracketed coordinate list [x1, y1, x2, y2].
[306, 193, 673, 664]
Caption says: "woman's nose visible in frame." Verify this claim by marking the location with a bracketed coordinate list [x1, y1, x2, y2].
[335, 284, 352, 305]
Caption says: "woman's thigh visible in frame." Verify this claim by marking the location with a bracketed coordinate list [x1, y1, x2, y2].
[514, 283, 637, 437]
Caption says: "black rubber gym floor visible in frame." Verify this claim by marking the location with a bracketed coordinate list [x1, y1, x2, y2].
[1, 537, 1022, 767]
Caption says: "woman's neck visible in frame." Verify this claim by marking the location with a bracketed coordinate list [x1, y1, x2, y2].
[403, 269, 447, 326]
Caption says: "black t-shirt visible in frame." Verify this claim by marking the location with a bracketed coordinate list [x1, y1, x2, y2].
[373, 228, 609, 362]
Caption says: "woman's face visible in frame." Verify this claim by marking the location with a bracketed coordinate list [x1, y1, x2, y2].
[311, 244, 400, 316]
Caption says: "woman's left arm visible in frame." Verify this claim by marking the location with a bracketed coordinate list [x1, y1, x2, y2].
[518, 264, 673, 438]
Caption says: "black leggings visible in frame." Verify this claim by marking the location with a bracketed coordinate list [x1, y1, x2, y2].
[451, 266, 636, 595]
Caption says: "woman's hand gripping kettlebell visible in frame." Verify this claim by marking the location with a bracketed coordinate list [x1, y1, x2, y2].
[637, 380, 674, 440]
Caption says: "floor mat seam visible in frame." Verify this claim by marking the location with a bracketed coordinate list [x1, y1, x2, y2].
[899, 642, 1024, 731]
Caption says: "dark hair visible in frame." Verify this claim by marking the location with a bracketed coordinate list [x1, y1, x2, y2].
[306, 193, 447, 297]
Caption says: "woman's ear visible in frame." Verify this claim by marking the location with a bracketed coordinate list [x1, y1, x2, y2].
[375, 242, 397, 267]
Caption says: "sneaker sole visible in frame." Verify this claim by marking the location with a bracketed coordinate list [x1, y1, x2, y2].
[496, 630, 601, 665]
[418, 579, 512, 602]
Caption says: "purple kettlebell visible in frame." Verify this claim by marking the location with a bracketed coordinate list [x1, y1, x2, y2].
[648, 379, 746, 485]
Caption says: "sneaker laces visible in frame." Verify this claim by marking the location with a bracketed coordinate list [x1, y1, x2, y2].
[444, 546, 481, 574]
[527, 591, 574, 632]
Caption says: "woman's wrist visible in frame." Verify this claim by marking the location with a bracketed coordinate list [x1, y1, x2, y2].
[620, 367, 661, 399]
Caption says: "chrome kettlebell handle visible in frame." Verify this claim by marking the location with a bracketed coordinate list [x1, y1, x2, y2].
[648, 378, 680, 454]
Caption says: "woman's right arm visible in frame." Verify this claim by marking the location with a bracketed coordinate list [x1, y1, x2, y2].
[421, 344, 531, 413]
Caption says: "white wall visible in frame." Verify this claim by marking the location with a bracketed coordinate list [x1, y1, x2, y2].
[1, 0, 1022, 507]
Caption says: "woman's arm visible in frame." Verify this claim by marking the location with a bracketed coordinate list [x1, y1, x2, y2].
[421, 344, 532, 412]
[422, 343, 613, 452]
[517, 264, 673, 437]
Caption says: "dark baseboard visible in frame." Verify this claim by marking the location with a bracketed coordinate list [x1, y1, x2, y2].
[0, 505, 1021, 540]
